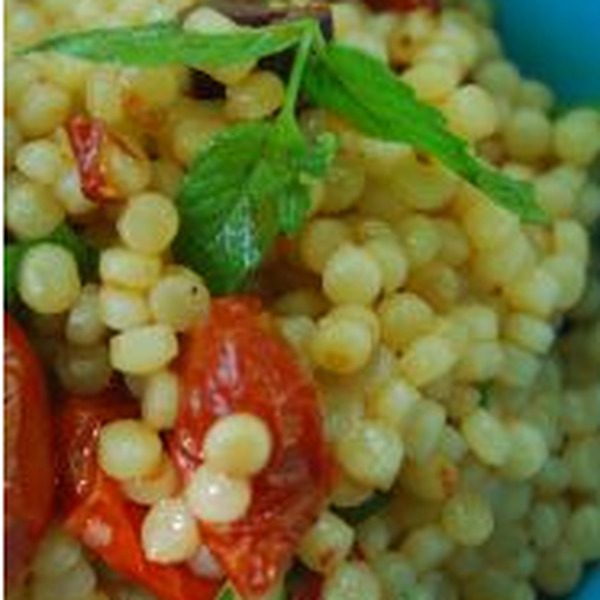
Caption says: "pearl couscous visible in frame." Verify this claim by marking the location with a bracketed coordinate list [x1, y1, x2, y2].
[5, 0, 600, 599]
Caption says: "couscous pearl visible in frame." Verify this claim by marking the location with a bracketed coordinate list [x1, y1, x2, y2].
[225, 71, 285, 121]
[187, 544, 225, 580]
[117, 192, 179, 255]
[141, 498, 199, 564]
[461, 409, 509, 467]
[299, 511, 355, 574]
[6, 181, 65, 240]
[474, 59, 521, 101]
[378, 293, 436, 352]
[311, 315, 375, 374]
[402, 61, 460, 102]
[141, 370, 180, 431]
[99, 286, 150, 331]
[535, 543, 582, 597]
[401, 525, 454, 574]
[110, 324, 178, 374]
[441, 491, 494, 546]
[323, 243, 383, 305]
[323, 561, 382, 600]
[17, 82, 71, 138]
[398, 335, 457, 387]
[503, 108, 552, 162]
[148, 269, 210, 332]
[366, 378, 420, 429]
[55, 343, 112, 395]
[184, 465, 251, 524]
[183, 7, 237, 33]
[402, 399, 446, 464]
[299, 218, 352, 274]
[501, 422, 548, 480]
[66, 285, 106, 346]
[336, 420, 404, 490]
[32, 527, 82, 578]
[566, 505, 600, 561]
[19, 244, 81, 314]
[15, 139, 64, 184]
[122, 456, 178, 506]
[443, 84, 498, 142]
[99, 419, 163, 481]
[203, 413, 273, 478]
[321, 157, 366, 214]
[30, 558, 97, 600]
[100, 247, 161, 290]
[554, 109, 600, 166]
[364, 237, 408, 294]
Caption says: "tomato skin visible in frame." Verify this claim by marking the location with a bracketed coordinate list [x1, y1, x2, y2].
[4, 314, 54, 588]
[67, 115, 120, 203]
[58, 388, 220, 600]
[363, 0, 440, 12]
[55, 386, 138, 513]
[171, 298, 332, 598]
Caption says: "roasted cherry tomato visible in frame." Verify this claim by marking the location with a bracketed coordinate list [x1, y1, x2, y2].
[363, 0, 440, 12]
[170, 298, 332, 598]
[58, 388, 220, 600]
[4, 314, 54, 588]
[67, 115, 120, 203]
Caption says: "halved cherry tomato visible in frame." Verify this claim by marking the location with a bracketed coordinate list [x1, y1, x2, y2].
[67, 115, 120, 203]
[4, 314, 54, 588]
[170, 298, 332, 598]
[57, 388, 220, 600]
[363, 0, 440, 12]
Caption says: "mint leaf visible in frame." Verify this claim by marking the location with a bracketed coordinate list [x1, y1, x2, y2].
[303, 43, 547, 223]
[5, 224, 98, 310]
[173, 121, 335, 294]
[24, 20, 310, 68]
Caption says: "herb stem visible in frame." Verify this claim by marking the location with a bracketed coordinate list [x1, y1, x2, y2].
[280, 22, 316, 128]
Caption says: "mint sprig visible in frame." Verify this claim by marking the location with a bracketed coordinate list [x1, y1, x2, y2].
[173, 24, 336, 293]
[26, 15, 547, 294]
[5, 224, 98, 309]
[23, 20, 311, 68]
[303, 43, 547, 224]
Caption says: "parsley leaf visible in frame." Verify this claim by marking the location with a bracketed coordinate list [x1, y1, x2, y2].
[24, 19, 311, 68]
[173, 121, 335, 294]
[303, 43, 547, 223]
[5, 224, 99, 309]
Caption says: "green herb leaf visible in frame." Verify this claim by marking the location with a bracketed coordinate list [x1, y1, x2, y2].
[173, 121, 335, 294]
[24, 20, 311, 68]
[4, 224, 99, 310]
[333, 491, 392, 525]
[303, 43, 547, 223]
[479, 382, 493, 408]
[4, 245, 28, 309]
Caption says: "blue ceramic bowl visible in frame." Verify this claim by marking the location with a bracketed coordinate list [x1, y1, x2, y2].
[492, 1, 600, 597]
[493, 0, 600, 106]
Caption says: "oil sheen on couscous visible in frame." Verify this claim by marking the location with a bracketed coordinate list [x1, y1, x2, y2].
[5, 0, 600, 599]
